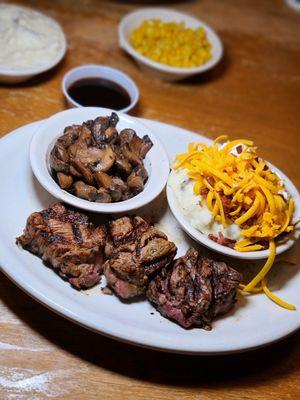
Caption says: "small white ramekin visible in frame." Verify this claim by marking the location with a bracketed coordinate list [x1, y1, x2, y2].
[0, 5, 66, 84]
[119, 8, 223, 81]
[167, 169, 300, 260]
[62, 65, 139, 113]
[30, 107, 169, 214]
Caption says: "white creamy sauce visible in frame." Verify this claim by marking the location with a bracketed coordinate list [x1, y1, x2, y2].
[0, 4, 65, 70]
[169, 169, 242, 241]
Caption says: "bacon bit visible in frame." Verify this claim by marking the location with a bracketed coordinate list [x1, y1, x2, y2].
[200, 188, 209, 196]
[236, 145, 243, 154]
[221, 195, 232, 213]
[241, 216, 256, 228]
[206, 175, 215, 187]
[208, 232, 236, 249]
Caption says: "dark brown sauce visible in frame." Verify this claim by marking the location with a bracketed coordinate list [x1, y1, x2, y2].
[68, 78, 131, 110]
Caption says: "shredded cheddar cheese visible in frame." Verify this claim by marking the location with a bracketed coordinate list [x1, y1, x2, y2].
[173, 136, 296, 310]
[262, 279, 296, 311]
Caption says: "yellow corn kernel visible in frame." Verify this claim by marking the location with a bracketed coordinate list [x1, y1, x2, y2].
[130, 19, 212, 68]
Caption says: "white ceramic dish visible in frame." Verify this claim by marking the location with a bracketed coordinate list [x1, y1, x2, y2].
[119, 8, 223, 81]
[286, 0, 300, 11]
[62, 65, 139, 113]
[0, 5, 66, 84]
[0, 119, 299, 355]
[167, 167, 300, 260]
[30, 107, 169, 213]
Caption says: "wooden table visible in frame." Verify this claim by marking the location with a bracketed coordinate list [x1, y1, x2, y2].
[0, 0, 299, 399]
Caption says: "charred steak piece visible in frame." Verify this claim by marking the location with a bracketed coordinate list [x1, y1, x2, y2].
[147, 248, 242, 330]
[103, 216, 177, 299]
[16, 203, 106, 289]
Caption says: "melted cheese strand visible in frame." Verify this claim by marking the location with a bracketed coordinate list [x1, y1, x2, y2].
[262, 279, 296, 310]
[243, 240, 276, 292]
[215, 191, 226, 226]
[236, 244, 264, 252]
[239, 283, 263, 293]
[235, 196, 260, 225]
[214, 135, 228, 144]
[229, 205, 242, 216]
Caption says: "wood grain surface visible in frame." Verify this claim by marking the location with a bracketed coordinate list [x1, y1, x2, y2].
[0, 0, 299, 399]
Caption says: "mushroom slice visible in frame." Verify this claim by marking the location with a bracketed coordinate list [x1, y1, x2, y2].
[127, 175, 144, 195]
[75, 148, 104, 165]
[108, 112, 119, 127]
[57, 125, 81, 148]
[120, 129, 153, 158]
[78, 124, 93, 146]
[94, 171, 114, 189]
[68, 139, 88, 158]
[71, 159, 94, 185]
[121, 144, 142, 167]
[91, 116, 110, 147]
[57, 172, 73, 190]
[54, 144, 69, 163]
[74, 181, 97, 201]
[75, 147, 116, 173]
[50, 146, 69, 173]
[139, 135, 153, 158]
[114, 156, 132, 176]
[69, 165, 82, 178]
[92, 113, 119, 147]
[94, 172, 126, 202]
[104, 126, 118, 144]
[134, 165, 148, 181]
[119, 128, 136, 143]
[96, 188, 112, 203]
[110, 177, 128, 202]
[127, 166, 148, 195]
[96, 146, 116, 172]
[122, 190, 134, 201]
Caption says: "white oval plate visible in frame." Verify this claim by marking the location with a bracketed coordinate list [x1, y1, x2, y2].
[30, 107, 169, 213]
[0, 119, 299, 354]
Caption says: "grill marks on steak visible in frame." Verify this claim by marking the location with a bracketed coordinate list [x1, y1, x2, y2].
[16, 203, 106, 289]
[147, 248, 242, 329]
[103, 216, 177, 299]
[16, 204, 243, 330]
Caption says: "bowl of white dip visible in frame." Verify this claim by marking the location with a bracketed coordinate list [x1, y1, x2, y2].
[0, 4, 66, 83]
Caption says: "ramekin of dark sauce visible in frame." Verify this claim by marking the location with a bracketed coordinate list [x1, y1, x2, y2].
[62, 65, 139, 113]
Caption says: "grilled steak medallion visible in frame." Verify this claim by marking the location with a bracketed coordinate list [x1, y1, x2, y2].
[16, 203, 106, 289]
[147, 248, 242, 329]
[103, 216, 177, 299]
[17, 205, 242, 330]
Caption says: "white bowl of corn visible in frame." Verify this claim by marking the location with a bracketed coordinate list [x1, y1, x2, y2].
[119, 8, 223, 81]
